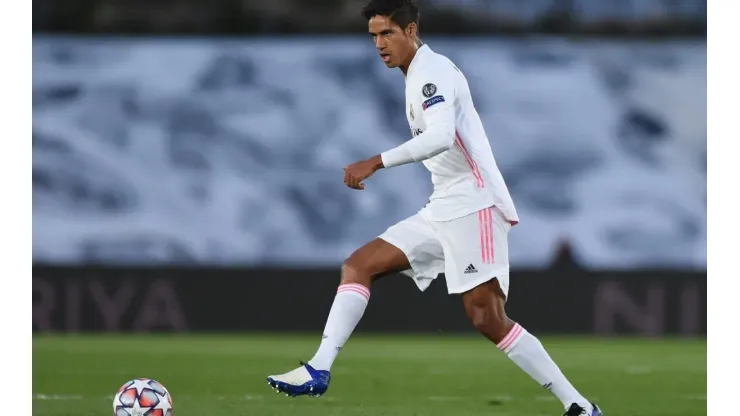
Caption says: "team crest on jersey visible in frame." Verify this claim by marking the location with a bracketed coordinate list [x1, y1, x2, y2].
[422, 83, 437, 98]
[409, 104, 415, 120]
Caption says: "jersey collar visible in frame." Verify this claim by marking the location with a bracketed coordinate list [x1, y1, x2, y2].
[406, 44, 430, 77]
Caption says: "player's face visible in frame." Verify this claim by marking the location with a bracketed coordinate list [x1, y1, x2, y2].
[368, 16, 417, 68]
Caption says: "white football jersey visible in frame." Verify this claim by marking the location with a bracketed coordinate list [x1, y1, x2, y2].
[400, 44, 518, 224]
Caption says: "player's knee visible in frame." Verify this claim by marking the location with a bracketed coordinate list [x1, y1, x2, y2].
[340, 259, 373, 286]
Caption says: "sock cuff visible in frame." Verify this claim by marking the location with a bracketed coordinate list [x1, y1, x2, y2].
[337, 283, 371, 301]
[497, 323, 526, 353]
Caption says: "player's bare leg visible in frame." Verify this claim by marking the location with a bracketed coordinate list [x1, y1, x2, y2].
[462, 278, 603, 416]
[266, 238, 410, 397]
[306, 238, 409, 369]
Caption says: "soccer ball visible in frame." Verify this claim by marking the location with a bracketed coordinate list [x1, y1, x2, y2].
[112, 378, 173, 416]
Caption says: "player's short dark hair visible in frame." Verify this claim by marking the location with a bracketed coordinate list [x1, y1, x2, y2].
[361, 0, 419, 29]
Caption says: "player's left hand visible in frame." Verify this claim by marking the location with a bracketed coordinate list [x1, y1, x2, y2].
[344, 155, 384, 190]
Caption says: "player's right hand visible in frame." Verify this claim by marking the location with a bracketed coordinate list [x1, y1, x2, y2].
[343, 164, 367, 190]
[343, 155, 384, 190]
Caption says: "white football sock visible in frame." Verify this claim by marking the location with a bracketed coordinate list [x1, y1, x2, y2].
[498, 323, 590, 410]
[307, 283, 370, 371]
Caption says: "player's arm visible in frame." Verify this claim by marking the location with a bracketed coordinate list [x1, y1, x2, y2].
[343, 66, 456, 190]
[379, 76, 456, 168]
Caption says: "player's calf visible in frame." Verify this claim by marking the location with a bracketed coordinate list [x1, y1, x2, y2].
[462, 279, 603, 416]
[462, 278, 514, 343]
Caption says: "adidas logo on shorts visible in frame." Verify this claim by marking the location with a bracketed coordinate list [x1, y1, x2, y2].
[464, 264, 478, 274]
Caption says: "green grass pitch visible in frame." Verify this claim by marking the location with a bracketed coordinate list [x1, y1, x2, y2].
[33, 334, 706, 416]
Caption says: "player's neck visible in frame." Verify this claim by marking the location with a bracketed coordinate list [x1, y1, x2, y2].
[401, 39, 423, 76]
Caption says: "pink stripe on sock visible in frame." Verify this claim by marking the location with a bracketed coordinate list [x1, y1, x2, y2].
[338, 287, 370, 301]
[337, 283, 370, 300]
[497, 323, 523, 351]
[338, 283, 370, 296]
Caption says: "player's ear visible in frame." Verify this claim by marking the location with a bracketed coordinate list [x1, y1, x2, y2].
[406, 22, 418, 38]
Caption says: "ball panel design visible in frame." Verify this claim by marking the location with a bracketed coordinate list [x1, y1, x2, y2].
[148, 380, 167, 396]
[119, 388, 137, 407]
[118, 380, 135, 393]
[138, 388, 160, 407]
[115, 406, 132, 416]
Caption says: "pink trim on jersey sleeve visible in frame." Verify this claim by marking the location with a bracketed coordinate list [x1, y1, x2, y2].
[454, 131, 484, 188]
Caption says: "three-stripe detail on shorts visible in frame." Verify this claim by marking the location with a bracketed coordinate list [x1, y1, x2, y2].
[478, 207, 495, 264]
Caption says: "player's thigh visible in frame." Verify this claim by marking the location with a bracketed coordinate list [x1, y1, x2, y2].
[432, 206, 511, 296]
[343, 237, 412, 282]
[374, 213, 444, 287]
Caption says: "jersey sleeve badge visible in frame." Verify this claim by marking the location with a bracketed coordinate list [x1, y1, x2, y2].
[422, 83, 437, 98]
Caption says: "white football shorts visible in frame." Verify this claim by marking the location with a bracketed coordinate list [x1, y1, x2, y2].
[379, 206, 512, 296]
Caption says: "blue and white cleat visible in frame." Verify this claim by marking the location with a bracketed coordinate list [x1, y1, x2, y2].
[564, 402, 603, 416]
[266, 362, 331, 398]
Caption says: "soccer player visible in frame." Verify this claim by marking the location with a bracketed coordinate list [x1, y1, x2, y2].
[267, 1, 603, 415]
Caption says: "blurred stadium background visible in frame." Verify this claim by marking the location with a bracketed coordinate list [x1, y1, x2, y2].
[32, 1, 707, 415]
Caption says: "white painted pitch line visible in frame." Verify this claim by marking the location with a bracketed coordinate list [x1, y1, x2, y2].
[243, 395, 265, 401]
[215, 395, 266, 401]
[39, 392, 609, 404]
[33, 394, 84, 400]
[625, 366, 653, 375]
[426, 368, 449, 375]
[535, 395, 558, 402]
[226, 394, 339, 401]
[489, 395, 513, 401]
[427, 396, 465, 402]
[427, 395, 513, 403]
[685, 395, 706, 401]
[35, 394, 114, 401]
